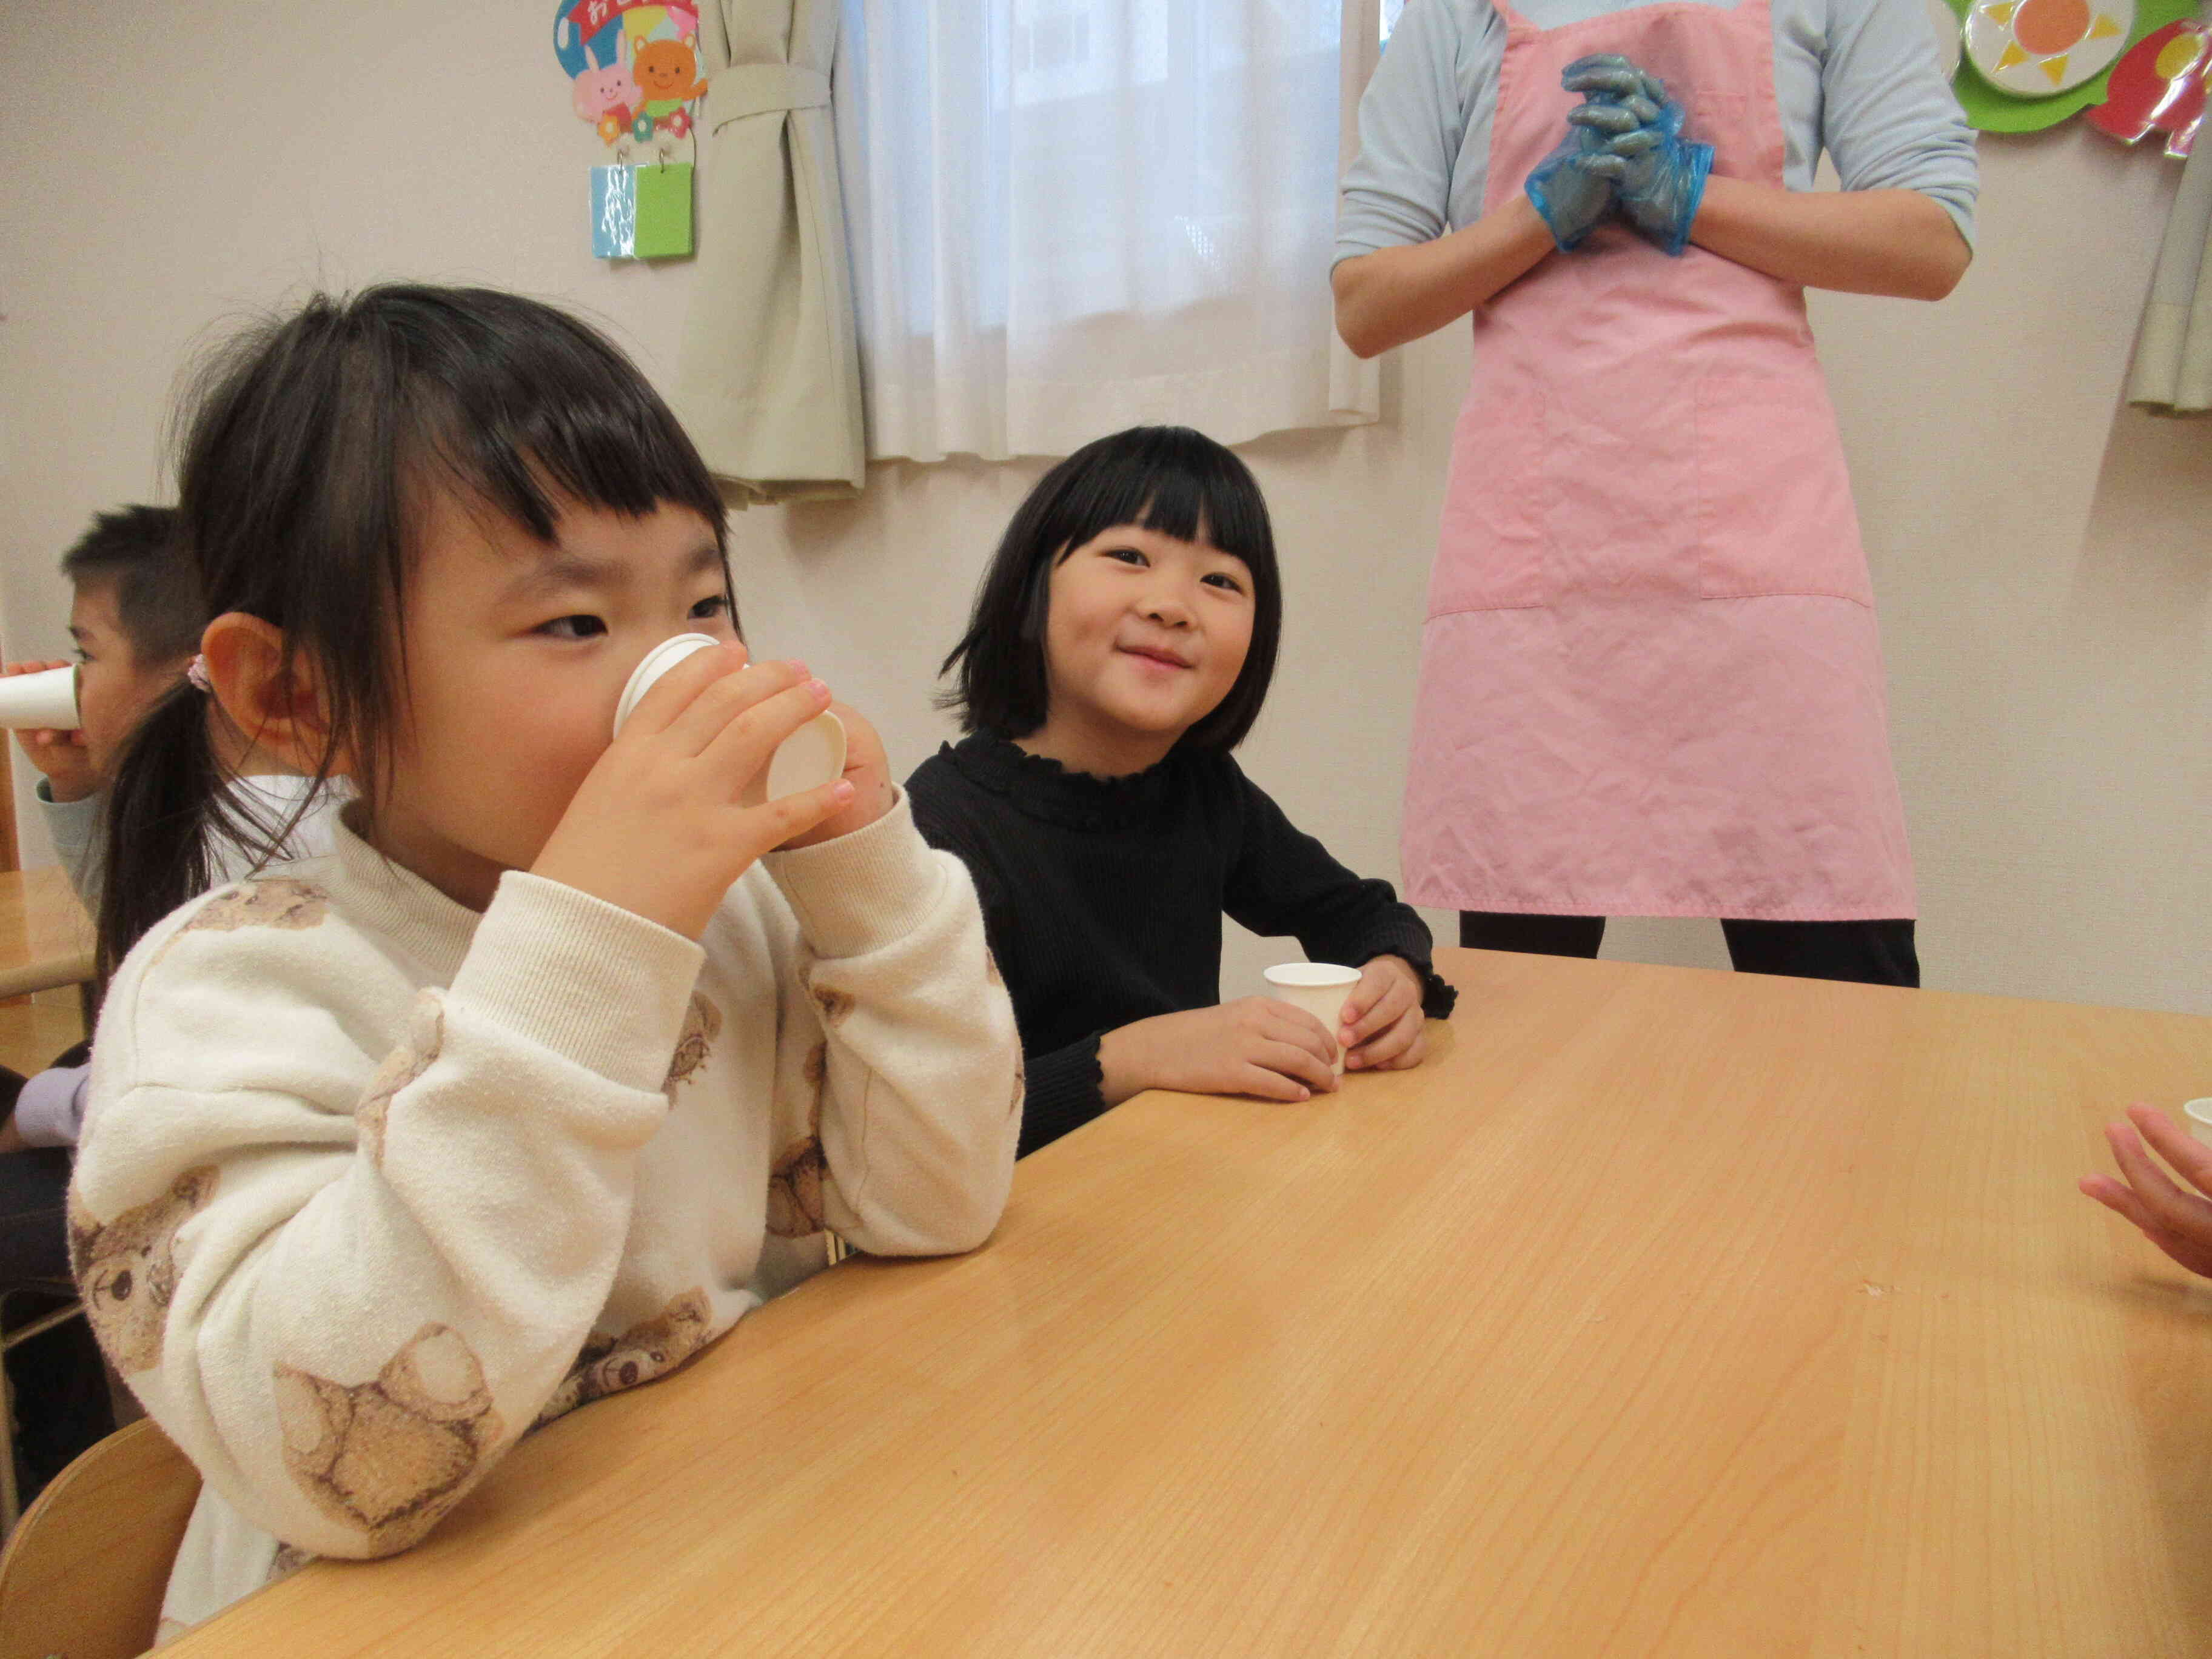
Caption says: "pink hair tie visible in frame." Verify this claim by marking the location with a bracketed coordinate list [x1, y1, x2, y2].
[186, 654, 213, 693]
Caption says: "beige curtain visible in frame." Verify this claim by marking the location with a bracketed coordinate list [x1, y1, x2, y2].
[1332, 0, 1381, 421]
[672, 0, 865, 503]
[2127, 136, 2212, 417]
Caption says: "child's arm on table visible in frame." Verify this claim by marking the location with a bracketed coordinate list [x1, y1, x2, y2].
[2081, 1105, 2212, 1280]
[1220, 764, 1452, 1073]
[760, 705, 1020, 1253]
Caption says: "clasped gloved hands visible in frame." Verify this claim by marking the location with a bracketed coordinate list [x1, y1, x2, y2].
[1524, 53, 1714, 256]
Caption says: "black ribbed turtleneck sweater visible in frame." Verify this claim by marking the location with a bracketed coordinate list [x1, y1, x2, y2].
[907, 732, 1456, 1156]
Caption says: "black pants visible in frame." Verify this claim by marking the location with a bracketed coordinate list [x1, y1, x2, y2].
[2, 1047, 116, 1504]
[1458, 911, 1919, 988]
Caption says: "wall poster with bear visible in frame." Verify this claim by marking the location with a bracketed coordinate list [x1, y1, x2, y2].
[552, 0, 707, 258]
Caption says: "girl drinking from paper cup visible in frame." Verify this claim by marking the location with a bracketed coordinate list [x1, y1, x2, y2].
[69, 285, 1021, 1638]
[909, 426, 1456, 1158]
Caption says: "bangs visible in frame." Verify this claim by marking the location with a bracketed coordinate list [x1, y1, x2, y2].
[1044, 427, 1274, 575]
[391, 289, 727, 551]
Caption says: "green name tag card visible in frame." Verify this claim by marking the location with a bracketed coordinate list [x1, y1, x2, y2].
[590, 163, 693, 260]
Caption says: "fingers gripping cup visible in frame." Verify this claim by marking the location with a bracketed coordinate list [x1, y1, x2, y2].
[614, 634, 846, 806]
[0, 666, 80, 731]
[1264, 962, 1362, 1076]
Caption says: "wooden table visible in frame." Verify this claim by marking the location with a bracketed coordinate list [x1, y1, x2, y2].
[0, 865, 93, 1008]
[172, 949, 2212, 1657]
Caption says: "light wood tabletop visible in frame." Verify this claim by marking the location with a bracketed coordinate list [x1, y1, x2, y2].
[0, 863, 93, 1000]
[169, 948, 2212, 1657]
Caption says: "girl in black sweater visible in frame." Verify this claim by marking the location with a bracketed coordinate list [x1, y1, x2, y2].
[908, 426, 1455, 1156]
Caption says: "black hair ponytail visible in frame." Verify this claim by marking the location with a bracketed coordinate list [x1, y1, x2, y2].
[95, 685, 223, 982]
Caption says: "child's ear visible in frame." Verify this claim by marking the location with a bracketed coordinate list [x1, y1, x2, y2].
[198, 612, 352, 778]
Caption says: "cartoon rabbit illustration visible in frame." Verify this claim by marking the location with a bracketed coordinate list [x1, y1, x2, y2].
[571, 30, 638, 142]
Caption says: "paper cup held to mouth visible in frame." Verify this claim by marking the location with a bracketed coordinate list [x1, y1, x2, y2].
[1264, 961, 1362, 1076]
[614, 633, 846, 805]
[0, 665, 81, 731]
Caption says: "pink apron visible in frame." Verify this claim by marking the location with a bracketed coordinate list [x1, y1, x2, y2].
[1399, 0, 1916, 921]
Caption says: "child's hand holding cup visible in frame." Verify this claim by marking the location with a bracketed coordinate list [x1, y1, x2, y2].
[616, 634, 846, 805]
[0, 659, 93, 800]
[533, 638, 852, 939]
[1264, 956, 1429, 1075]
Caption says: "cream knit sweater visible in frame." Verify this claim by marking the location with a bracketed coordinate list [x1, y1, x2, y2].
[68, 795, 1021, 1636]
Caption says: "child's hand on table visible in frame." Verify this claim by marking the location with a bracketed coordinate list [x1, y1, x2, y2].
[2080, 1105, 2212, 1281]
[1341, 955, 1429, 1072]
[4, 660, 95, 800]
[1099, 1000, 1341, 1107]
[776, 702, 896, 850]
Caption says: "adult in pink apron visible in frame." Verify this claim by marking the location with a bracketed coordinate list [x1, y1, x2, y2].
[1348, 0, 1968, 986]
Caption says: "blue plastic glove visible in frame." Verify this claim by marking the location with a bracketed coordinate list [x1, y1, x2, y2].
[1525, 125, 1615, 253]
[1584, 117, 1713, 256]
[1561, 53, 1669, 111]
[1561, 55, 1714, 256]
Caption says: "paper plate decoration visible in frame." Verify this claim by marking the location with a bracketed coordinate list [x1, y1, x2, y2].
[552, 0, 703, 259]
[2086, 19, 2212, 154]
[1965, 0, 2131, 93]
[1946, 0, 2191, 132]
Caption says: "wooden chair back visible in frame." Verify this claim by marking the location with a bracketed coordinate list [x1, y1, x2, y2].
[0, 1417, 199, 1659]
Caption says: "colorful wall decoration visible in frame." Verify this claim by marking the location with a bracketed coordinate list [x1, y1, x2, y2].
[552, 0, 704, 258]
[2086, 19, 2211, 155]
[1944, 0, 2193, 135]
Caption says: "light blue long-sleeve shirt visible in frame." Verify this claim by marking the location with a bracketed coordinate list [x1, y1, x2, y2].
[1336, 0, 1977, 263]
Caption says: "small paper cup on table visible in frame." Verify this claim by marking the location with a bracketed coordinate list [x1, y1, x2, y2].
[0, 665, 79, 731]
[2184, 1099, 2212, 1150]
[1264, 962, 1362, 1076]
[613, 632, 846, 803]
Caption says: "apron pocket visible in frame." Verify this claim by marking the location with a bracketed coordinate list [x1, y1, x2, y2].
[1429, 387, 1551, 615]
[1694, 371, 1874, 605]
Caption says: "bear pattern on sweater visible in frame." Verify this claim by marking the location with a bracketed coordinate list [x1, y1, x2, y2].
[534, 1287, 717, 1426]
[663, 992, 723, 1101]
[355, 996, 446, 1165]
[766, 1047, 830, 1238]
[806, 969, 857, 1029]
[69, 1166, 221, 1374]
[182, 877, 331, 936]
[274, 1322, 504, 1553]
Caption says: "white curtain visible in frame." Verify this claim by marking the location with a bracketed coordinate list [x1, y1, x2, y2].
[2127, 136, 2212, 417]
[836, 0, 1379, 463]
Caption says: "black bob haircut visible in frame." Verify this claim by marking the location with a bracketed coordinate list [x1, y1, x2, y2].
[60, 504, 201, 664]
[98, 283, 729, 980]
[937, 425, 1282, 752]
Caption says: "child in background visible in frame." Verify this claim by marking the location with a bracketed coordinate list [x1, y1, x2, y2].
[0, 504, 337, 1156]
[908, 426, 1455, 1158]
[0, 506, 333, 1505]
[69, 285, 1019, 1637]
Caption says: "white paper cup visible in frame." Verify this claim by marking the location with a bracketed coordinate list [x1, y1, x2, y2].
[2184, 1099, 2212, 1150]
[613, 632, 846, 804]
[0, 665, 80, 731]
[1264, 961, 1362, 1076]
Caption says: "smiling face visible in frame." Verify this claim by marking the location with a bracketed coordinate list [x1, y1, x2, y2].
[366, 491, 734, 911]
[1024, 521, 1255, 777]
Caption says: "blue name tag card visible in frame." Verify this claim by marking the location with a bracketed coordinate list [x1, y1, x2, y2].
[591, 163, 692, 259]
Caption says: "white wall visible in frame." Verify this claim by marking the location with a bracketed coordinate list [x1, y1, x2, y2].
[1, 2, 2204, 1014]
